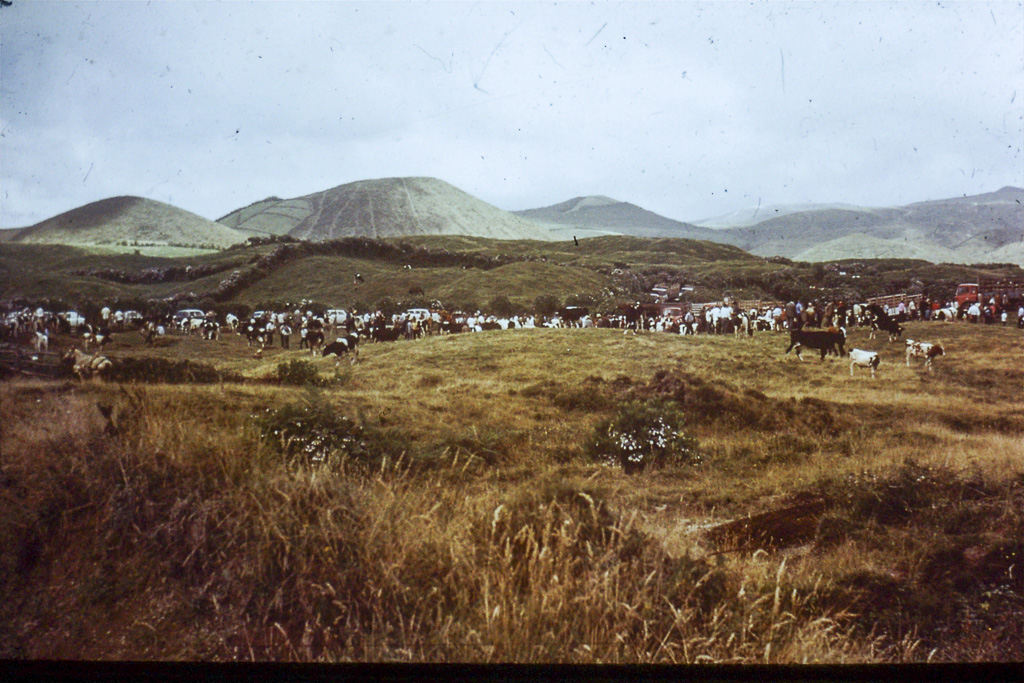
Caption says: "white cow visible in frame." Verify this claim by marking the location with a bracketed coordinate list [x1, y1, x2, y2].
[849, 349, 880, 379]
[906, 340, 945, 371]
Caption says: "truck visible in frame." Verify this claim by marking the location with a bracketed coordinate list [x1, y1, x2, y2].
[954, 281, 1024, 308]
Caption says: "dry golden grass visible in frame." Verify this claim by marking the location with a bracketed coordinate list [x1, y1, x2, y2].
[1, 320, 1021, 662]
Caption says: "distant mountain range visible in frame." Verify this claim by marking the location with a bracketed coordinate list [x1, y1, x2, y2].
[719, 187, 1024, 264]
[3, 178, 1021, 266]
[522, 188, 1023, 265]
[512, 196, 741, 244]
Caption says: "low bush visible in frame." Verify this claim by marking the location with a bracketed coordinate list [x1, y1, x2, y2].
[588, 398, 701, 473]
[275, 359, 324, 386]
[111, 357, 243, 384]
[254, 390, 385, 469]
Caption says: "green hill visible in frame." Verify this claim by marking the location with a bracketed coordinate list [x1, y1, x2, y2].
[2, 236, 1023, 315]
[12, 197, 249, 250]
[219, 177, 558, 242]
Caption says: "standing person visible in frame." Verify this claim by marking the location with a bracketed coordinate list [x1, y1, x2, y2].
[719, 301, 733, 333]
[967, 301, 981, 323]
[682, 309, 695, 335]
[280, 322, 292, 349]
[784, 301, 797, 330]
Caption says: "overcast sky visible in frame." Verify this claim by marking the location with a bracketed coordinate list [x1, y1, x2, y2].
[1, 0, 1022, 228]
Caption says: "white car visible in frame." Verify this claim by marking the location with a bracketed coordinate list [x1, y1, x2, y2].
[62, 311, 85, 328]
[326, 309, 348, 324]
[173, 309, 205, 324]
[405, 308, 431, 319]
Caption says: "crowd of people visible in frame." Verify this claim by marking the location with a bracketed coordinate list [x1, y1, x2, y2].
[3, 291, 1022, 355]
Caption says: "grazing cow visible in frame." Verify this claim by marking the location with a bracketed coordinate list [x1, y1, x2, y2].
[557, 307, 589, 328]
[905, 339, 945, 371]
[849, 349, 880, 378]
[371, 324, 403, 342]
[83, 325, 112, 351]
[245, 323, 262, 347]
[735, 313, 754, 337]
[785, 327, 846, 361]
[63, 347, 113, 381]
[202, 320, 220, 340]
[867, 304, 903, 342]
[322, 334, 360, 364]
[307, 329, 325, 355]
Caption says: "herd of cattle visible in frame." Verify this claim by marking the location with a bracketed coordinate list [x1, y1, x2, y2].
[1, 296, 1013, 381]
[780, 304, 946, 379]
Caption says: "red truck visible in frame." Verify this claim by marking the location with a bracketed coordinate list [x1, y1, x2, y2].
[954, 281, 1024, 307]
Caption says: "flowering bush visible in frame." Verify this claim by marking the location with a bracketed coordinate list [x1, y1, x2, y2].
[588, 399, 700, 474]
[254, 392, 375, 467]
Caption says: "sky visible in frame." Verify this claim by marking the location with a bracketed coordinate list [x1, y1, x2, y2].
[1, 0, 1022, 228]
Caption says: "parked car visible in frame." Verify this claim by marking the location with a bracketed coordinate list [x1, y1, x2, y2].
[173, 309, 205, 325]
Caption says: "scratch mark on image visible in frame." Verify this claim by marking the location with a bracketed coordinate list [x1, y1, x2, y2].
[414, 45, 453, 73]
[83, 162, 93, 183]
[473, 27, 517, 93]
[779, 49, 785, 93]
[542, 45, 563, 68]
[585, 22, 607, 47]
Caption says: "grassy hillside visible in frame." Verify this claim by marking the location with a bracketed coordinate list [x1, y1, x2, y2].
[1, 322, 1020, 662]
[220, 177, 558, 242]
[12, 197, 249, 249]
[3, 238, 1024, 317]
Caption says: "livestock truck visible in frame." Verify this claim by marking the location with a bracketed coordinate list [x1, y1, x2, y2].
[954, 281, 1024, 308]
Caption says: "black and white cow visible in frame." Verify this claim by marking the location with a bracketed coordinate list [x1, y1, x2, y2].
[322, 333, 360, 364]
[867, 304, 903, 342]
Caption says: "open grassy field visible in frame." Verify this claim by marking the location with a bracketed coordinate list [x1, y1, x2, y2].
[1, 320, 1021, 663]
